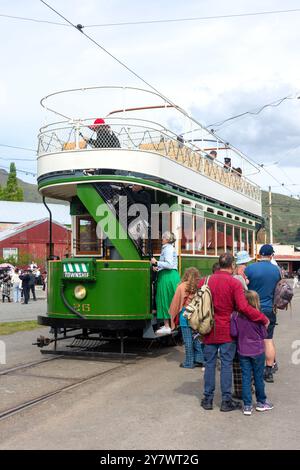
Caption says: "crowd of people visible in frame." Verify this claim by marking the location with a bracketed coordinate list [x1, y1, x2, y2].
[0, 261, 46, 304]
[152, 233, 286, 416]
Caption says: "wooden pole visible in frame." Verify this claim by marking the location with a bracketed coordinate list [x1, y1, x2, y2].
[269, 186, 273, 244]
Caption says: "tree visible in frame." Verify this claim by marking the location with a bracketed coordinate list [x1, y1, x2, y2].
[1, 163, 23, 201]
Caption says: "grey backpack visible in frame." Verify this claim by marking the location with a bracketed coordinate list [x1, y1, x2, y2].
[273, 279, 293, 311]
[184, 276, 215, 335]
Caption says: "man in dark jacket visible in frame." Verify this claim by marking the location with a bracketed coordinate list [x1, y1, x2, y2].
[28, 270, 36, 300]
[198, 253, 269, 412]
[20, 270, 31, 305]
[84, 118, 120, 149]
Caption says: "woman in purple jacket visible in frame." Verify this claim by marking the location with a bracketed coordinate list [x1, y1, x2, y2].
[231, 290, 273, 416]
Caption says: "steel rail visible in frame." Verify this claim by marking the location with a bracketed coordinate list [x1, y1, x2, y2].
[0, 355, 64, 376]
[0, 363, 126, 421]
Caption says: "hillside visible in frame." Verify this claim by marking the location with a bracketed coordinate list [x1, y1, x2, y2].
[261, 191, 300, 244]
[0, 169, 65, 205]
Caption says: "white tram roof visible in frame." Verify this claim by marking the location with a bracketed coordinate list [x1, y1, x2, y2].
[37, 86, 262, 217]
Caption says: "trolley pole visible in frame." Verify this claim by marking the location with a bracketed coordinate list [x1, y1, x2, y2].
[269, 186, 273, 244]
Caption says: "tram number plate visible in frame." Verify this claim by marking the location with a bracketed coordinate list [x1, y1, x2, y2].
[63, 262, 89, 279]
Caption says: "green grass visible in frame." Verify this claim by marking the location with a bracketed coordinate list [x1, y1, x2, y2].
[0, 320, 40, 336]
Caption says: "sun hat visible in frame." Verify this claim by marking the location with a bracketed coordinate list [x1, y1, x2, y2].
[259, 244, 275, 256]
[88, 118, 106, 130]
[236, 250, 252, 265]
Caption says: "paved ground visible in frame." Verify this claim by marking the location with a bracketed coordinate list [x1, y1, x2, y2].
[0, 291, 299, 450]
[0, 287, 46, 322]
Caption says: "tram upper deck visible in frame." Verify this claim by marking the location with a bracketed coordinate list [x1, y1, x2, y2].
[37, 86, 262, 217]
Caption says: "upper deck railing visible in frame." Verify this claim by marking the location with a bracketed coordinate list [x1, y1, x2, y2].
[38, 86, 261, 203]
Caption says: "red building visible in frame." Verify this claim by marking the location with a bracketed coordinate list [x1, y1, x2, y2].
[0, 218, 71, 266]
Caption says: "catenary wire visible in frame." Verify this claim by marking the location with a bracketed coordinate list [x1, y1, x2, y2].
[0, 143, 36, 152]
[4, 8, 300, 28]
[208, 96, 295, 129]
[39, 1, 300, 200]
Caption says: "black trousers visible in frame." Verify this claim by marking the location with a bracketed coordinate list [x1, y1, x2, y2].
[23, 286, 30, 304]
[29, 285, 36, 300]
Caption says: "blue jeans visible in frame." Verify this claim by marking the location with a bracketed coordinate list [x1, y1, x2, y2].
[239, 353, 267, 406]
[13, 285, 21, 303]
[203, 342, 236, 401]
[181, 326, 204, 368]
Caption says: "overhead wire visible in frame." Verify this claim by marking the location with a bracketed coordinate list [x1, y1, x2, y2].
[38, 1, 300, 201]
[39, 1, 176, 107]
[0, 165, 36, 176]
[208, 95, 295, 129]
[0, 143, 36, 152]
[0, 157, 36, 162]
[2, 8, 300, 28]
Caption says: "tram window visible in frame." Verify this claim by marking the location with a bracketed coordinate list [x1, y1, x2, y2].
[151, 211, 172, 254]
[233, 226, 241, 255]
[181, 212, 193, 254]
[217, 222, 225, 255]
[248, 230, 254, 257]
[206, 220, 216, 256]
[242, 218, 247, 223]
[194, 216, 205, 255]
[226, 213, 232, 219]
[217, 211, 224, 216]
[226, 225, 233, 252]
[207, 207, 214, 213]
[76, 216, 102, 255]
[241, 228, 247, 251]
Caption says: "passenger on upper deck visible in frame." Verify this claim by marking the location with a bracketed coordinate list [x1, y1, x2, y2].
[224, 157, 232, 172]
[207, 150, 217, 162]
[81, 118, 121, 149]
[233, 167, 242, 177]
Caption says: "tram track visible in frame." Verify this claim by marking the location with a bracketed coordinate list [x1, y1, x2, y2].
[0, 361, 126, 421]
[0, 355, 64, 376]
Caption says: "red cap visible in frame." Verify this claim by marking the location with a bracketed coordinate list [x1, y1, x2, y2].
[89, 118, 106, 130]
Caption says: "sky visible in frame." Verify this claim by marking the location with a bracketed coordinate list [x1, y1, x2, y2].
[1, 0, 300, 197]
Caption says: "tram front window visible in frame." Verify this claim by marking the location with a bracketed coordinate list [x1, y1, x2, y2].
[76, 216, 102, 255]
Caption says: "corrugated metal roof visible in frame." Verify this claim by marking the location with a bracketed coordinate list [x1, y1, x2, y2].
[0, 218, 70, 242]
[0, 201, 70, 225]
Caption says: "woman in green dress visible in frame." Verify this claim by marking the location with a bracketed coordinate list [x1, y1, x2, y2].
[151, 231, 180, 335]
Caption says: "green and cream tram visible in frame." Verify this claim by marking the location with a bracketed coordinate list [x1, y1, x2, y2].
[37, 86, 262, 344]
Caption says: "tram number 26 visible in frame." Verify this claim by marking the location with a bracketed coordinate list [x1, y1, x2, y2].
[73, 303, 91, 312]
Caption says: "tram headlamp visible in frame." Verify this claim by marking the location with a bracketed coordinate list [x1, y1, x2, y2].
[74, 285, 87, 300]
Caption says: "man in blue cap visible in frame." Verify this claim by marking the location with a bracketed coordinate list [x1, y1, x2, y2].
[245, 244, 281, 383]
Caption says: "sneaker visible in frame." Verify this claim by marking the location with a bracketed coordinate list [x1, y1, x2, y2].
[155, 326, 172, 336]
[243, 405, 253, 416]
[179, 363, 194, 369]
[273, 362, 279, 373]
[194, 362, 204, 368]
[220, 400, 242, 412]
[256, 400, 274, 412]
[264, 369, 274, 383]
[201, 398, 213, 410]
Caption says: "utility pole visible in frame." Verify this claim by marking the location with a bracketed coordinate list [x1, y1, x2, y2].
[269, 186, 273, 244]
